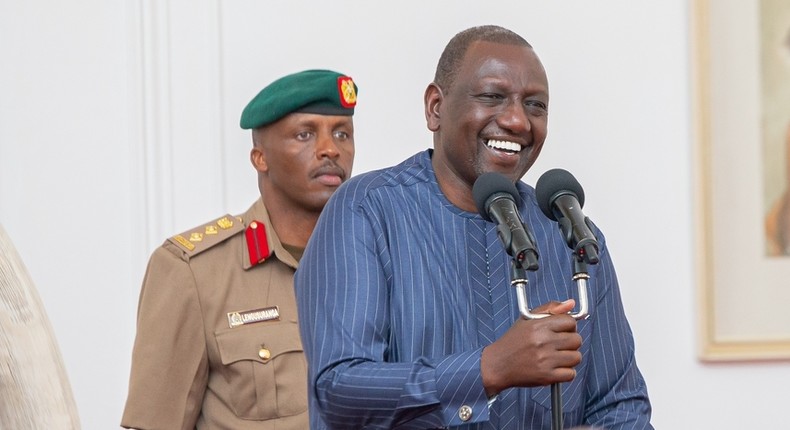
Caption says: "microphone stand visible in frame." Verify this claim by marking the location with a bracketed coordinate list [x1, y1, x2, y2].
[512, 253, 590, 430]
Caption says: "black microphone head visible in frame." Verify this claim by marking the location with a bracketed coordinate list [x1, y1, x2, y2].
[535, 168, 585, 221]
[472, 172, 522, 222]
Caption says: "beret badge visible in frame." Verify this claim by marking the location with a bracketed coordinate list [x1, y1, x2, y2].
[338, 76, 357, 108]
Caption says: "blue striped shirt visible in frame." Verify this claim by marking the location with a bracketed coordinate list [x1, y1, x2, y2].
[296, 150, 652, 429]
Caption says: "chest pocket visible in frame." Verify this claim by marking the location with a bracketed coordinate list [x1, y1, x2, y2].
[215, 321, 307, 421]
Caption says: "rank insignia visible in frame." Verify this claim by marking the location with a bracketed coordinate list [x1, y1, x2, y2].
[172, 235, 195, 251]
[168, 213, 243, 257]
[245, 220, 271, 266]
[217, 217, 234, 229]
[228, 306, 280, 328]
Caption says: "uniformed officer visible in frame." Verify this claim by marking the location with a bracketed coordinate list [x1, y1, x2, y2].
[122, 69, 358, 430]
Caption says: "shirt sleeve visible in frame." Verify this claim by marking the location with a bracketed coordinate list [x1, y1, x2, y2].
[582, 239, 653, 429]
[296, 193, 490, 428]
[121, 246, 209, 430]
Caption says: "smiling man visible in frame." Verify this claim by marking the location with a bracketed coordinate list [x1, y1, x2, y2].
[295, 26, 652, 429]
[122, 69, 357, 430]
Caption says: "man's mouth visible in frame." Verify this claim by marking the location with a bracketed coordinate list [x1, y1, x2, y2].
[486, 139, 522, 155]
[313, 165, 346, 187]
[316, 174, 343, 186]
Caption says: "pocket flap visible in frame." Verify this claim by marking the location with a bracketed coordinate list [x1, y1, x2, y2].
[216, 321, 303, 365]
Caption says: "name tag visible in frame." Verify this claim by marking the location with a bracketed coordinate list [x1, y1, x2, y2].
[227, 306, 280, 328]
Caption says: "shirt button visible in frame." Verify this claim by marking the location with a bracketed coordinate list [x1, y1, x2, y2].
[258, 346, 271, 362]
[458, 405, 473, 422]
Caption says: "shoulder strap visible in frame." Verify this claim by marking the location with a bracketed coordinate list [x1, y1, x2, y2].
[167, 214, 243, 258]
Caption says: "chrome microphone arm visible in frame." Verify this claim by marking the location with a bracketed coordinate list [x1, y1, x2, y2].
[510, 256, 591, 430]
[511, 260, 590, 321]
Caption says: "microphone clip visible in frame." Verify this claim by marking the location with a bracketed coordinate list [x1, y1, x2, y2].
[557, 216, 599, 265]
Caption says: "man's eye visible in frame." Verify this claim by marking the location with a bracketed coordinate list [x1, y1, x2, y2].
[524, 100, 546, 109]
[334, 131, 350, 140]
[525, 100, 548, 111]
[296, 131, 312, 140]
[480, 93, 503, 100]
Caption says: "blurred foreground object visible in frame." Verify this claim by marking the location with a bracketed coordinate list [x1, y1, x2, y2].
[0, 224, 81, 429]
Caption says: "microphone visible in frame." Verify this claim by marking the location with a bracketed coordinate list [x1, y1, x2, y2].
[535, 168, 599, 264]
[472, 172, 539, 270]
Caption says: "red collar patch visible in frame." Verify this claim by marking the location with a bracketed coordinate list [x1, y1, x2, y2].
[245, 221, 272, 266]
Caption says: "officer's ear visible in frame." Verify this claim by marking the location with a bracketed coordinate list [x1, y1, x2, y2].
[250, 147, 268, 173]
[250, 129, 269, 173]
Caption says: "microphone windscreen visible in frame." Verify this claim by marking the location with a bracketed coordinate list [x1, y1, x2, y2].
[535, 168, 586, 221]
[472, 172, 522, 222]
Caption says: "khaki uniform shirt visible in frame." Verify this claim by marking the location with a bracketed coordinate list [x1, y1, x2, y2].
[122, 199, 307, 430]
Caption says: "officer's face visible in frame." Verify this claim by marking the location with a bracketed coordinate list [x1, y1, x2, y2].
[425, 41, 549, 209]
[252, 113, 355, 213]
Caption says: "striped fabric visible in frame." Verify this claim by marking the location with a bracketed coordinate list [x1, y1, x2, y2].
[296, 150, 652, 429]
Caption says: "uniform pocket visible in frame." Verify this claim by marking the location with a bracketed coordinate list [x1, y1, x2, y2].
[215, 321, 307, 420]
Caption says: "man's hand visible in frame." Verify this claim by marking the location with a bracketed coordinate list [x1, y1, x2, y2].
[480, 299, 582, 397]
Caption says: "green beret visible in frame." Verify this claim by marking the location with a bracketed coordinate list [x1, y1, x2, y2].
[240, 69, 358, 130]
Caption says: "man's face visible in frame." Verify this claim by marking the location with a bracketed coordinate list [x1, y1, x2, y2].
[252, 113, 355, 213]
[428, 40, 549, 191]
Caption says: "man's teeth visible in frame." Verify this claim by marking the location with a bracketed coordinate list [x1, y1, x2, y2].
[486, 139, 521, 152]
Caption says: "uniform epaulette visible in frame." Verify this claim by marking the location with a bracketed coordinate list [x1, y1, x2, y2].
[167, 214, 244, 258]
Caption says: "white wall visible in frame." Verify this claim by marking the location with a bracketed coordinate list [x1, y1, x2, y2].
[1, 0, 788, 428]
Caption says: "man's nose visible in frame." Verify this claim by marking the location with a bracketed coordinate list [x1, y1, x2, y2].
[497, 100, 531, 134]
[316, 134, 340, 159]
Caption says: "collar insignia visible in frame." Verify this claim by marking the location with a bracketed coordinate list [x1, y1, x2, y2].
[245, 220, 272, 266]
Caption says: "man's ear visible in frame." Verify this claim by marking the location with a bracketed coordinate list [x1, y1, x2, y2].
[250, 143, 268, 174]
[424, 83, 443, 132]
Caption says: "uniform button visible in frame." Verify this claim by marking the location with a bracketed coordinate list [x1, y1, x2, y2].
[258, 346, 271, 362]
[458, 405, 473, 422]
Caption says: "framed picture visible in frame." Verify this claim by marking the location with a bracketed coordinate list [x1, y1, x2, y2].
[693, 0, 790, 361]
